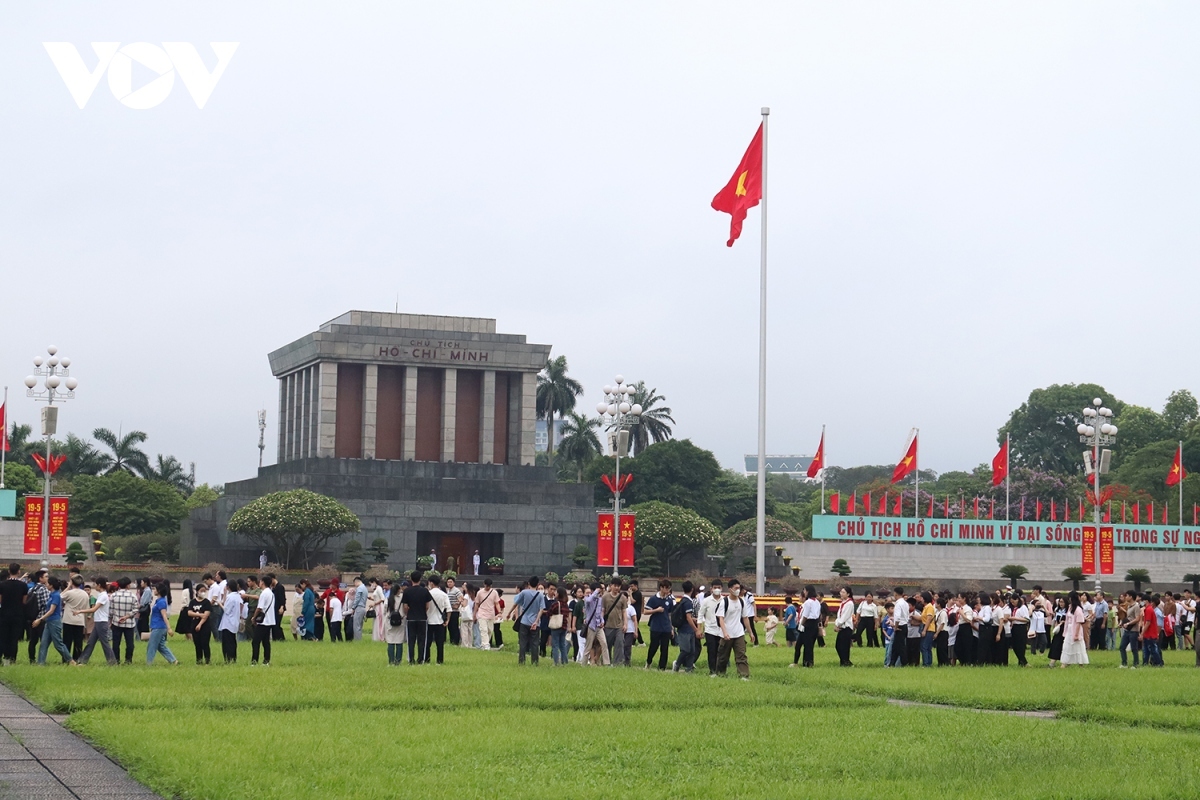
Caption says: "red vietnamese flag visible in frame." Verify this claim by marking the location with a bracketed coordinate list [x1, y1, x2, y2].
[1103, 504, 1110, 523]
[925, 494, 933, 517]
[711, 124, 763, 247]
[891, 434, 918, 484]
[972, 497, 980, 518]
[896, 493, 905, 516]
[1122, 500, 1127, 524]
[1134, 502, 1140, 524]
[848, 491, 857, 515]
[878, 492, 887, 516]
[1167, 444, 1187, 487]
[945, 495, 951, 518]
[864, 492, 872, 517]
[1163, 505, 1168, 525]
[991, 440, 1008, 487]
[1079, 498, 1085, 521]
[1051, 499, 1057, 522]
[806, 431, 824, 479]
[829, 491, 839, 514]
[989, 498, 995, 520]
[1149, 501, 1155, 524]
[0, 402, 8, 452]
[1036, 498, 1043, 521]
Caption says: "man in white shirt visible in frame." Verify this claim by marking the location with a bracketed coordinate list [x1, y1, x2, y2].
[251, 576, 277, 665]
[714, 579, 751, 679]
[60, 575, 90, 661]
[77, 579, 117, 665]
[888, 588, 909, 667]
[207, 571, 228, 634]
[427, 575, 450, 665]
[472, 550, 480, 576]
[698, 582, 724, 677]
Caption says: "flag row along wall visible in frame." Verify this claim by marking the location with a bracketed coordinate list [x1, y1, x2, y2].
[814, 515, 1200, 550]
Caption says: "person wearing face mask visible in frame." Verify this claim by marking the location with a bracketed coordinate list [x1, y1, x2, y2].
[698, 581, 724, 677]
[715, 579, 751, 680]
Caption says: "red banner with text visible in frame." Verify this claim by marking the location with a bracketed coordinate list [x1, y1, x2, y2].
[597, 513, 615, 567]
[24, 497, 43, 555]
[1099, 526, 1114, 575]
[48, 497, 69, 555]
[1082, 526, 1096, 574]
[618, 514, 636, 568]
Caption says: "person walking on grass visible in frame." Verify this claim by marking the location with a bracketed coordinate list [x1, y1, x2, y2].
[834, 586, 856, 667]
[60, 575, 89, 661]
[146, 581, 178, 666]
[1118, 592, 1141, 668]
[300, 580, 316, 641]
[1060, 591, 1089, 667]
[545, 584, 570, 666]
[764, 607, 779, 646]
[458, 583, 475, 649]
[1141, 593, 1163, 667]
[793, 587, 822, 668]
[106, 577, 139, 665]
[699, 582, 723, 676]
[715, 578, 750, 680]
[881, 601, 895, 666]
[76, 577, 117, 666]
[855, 592, 878, 648]
[783, 595, 798, 650]
[385, 582, 406, 665]
[0, 564, 28, 665]
[510, 576, 546, 666]
[250, 576, 276, 666]
[672, 581, 700, 673]
[401, 572, 433, 664]
[475, 579, 501, 651]
[426, 575, 450, 665]
[187, 583, 213, 664]
[601, 578, 629, 667]
[583, 582, 610, 666]
[219, 579, 245, 663]
[33, 577, 75, 666]
[24, 570, 51, 664]
[270, 572, 287, 643]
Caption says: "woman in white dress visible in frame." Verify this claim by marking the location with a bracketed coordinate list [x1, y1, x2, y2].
[459, 582, 475, 647]
[1060, 591, 1089, 667]
[384, 584, 405, 665]
[369, 579, 387, 642]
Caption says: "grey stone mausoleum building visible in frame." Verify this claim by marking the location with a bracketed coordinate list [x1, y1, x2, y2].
[181, 311, 595, 575]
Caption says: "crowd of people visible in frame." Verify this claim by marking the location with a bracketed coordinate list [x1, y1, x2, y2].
[2, 560, 1196, 674]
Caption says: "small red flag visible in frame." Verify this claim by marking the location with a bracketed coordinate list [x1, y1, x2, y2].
[878, 492, 887, 516]
[1079, 498, 1085, 521]
[1036, 498, 1043, 521]
[1163, 505, 1168, 525]
[1149, 501, 1155, 525]
[1194, 503, 1197, 526]
[711, 124, 763, 247]
[848, 491, 857, 515]
[1167, 444, 1187, 487]
[946, 495, 951, 519]
[1122, 500, 1127, 524]
[892, 434, 918, 484]
[1134, 502, 1140, 524]
[1051, 499, 1057, 522]
[864, 491, 872, 517]
[806, 431, 824, 479]
[926, 493, 933, 518]
[0, 403, 8, 453]
[989, 498, 995, 520]
[829, 491, 839, 514]
[991, 440, 1008, 487]
[895, 493, 904, 516]
[972, 496, 980, 519]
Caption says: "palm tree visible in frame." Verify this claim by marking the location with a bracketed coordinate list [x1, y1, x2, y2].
[56, 434, 106, 478]
[93, 427, 151, 477]
[1061, 567, 1085, 592]
[5, 423, 37, 466]
[148, 454, 194, 493]
[1184, 573, 1200, 594]
[556, 413, 602, 481]
[535, 356, 583, 466]
[627, 381, 675, 456]
[1125, 568, 1150, 594]
[999, 564, 1029, 589]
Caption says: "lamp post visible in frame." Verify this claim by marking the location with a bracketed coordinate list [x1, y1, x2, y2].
[1077, 397, 1116, 583]
[596, 375, 642, 575]
[24, 346, 78, 562]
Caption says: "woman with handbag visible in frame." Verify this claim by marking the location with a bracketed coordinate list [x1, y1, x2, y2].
[385, 584, 405, 665]
[458, 583, 475, 648]
[368, 578, 387, 642]
[136, 579, 152, 640]
[545, 585, 569, 666]
[174, 579, 195, 641]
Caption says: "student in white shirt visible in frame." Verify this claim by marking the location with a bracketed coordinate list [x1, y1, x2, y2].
[855, 593, 879, 648]
[793, 587, 824, 668]
[698, 582, 724, 676]
[623, 602, 637, 666]
[219, 580, 245, 663]
[833, 586, 856, 667]
[328, 594, 344, 642]
[887, 588, 910, 667]
[1008, 595, 1030, 667]
[251, 576, 277, 666]
[715, 579, 751, 679]
[76, 580, 117, 665]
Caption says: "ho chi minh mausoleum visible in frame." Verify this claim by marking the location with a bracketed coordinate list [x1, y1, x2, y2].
[181, 311, 595, 575]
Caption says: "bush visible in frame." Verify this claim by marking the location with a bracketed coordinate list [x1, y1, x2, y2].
[721, 516, 802, 552]
[417, 555, 433, 569]
[364, 565, 398, 583]
[368, 538, 390, 563]
[776, 575, 804, 595]
[309, 564, 340, 584]
[104, 532, 180, 564]
[486, 557, 504, 567]
[200, 561, 228, 578]
[571, 544, 591, 569]
[635, 546, 662, 578]
[65, 542, 86, 566]
[145, 542, 165, 562]
[685, 569, 709, 589]
[338, 540, 367, 573]
[545, 571, 560, 584]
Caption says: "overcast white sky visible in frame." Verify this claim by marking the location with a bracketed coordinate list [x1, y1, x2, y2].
[2, 3, 1198, 485]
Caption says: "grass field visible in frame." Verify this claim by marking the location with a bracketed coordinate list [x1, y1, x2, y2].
[5, 630, 1200, 799]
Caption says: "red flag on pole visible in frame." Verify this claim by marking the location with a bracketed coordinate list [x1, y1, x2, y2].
[1051, 499, 1057, 522]
[864, 492, 872, 517]
[878, 492, 887, 516]
[1122, 500, 1127, 524]
[926, 494, 933, 518]
[1194, 503, 1198, 526]
[895, 493, 904, 516]
[1167, 444, 1187, 487]
[806, 431, 824, 479]
[989, 498, 995, 520]
[892, 434, 918, 484]
[1149, 501, 1155, 524]
[829, 491, 839, 514]
[1134, 502, 1140, 524]
[1035, 498, 1043, 521]
[848, 492, 857, 515]
[711, 124, 763, 247]
[945, 495, 951, 518]
[991, 440, 1008, 486]
[1163, 505, 1168, 525]
[0, 402, 8, 452]
[972, 497, 979, 518]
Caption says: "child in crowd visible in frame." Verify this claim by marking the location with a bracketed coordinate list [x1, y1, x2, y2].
[764, 609, 779, 646]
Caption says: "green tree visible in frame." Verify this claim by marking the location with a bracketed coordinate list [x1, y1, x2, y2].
[1113, 441, 1179, 504]
[1, 463, 41, 517]
[185, 484, 222, 511]
[999, 564, 1028, 588]
[1000, 383, 1124, 475]
[1163, 390, 1199, 435]
[65, 541, 86, 565]
[368, 537, 391, 563]
[145, 541, 166, 562]
[227, 489, 360, 569]
[588, 439, 725, 525]
[720, 516, 802, 552]
[147, 455, 194, 493]
[72, 471, 187, 537]
[56, 433, 106, 478]
[92, 427, 151, 476]
[712, 470, 777, 529]
[635, 545, 662, 578]
[338, 540, 366, 573]
[1125, 568, 1150, 593]
[535, 356, 584, 466]
[556, 412, 602, 481]
[1112, 406, 1172, 463]
[626, 501, 721, 575]
[571, 544, 592, 569]
[1061, 567, 1085, 591]
[830, 558, 851, 577]
[626, 381, 675, 456]
[4, 423, 38, 468]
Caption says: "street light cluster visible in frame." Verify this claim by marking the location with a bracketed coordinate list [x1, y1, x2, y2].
[595, 374, 643, 420]
[1076, 398, 1117, 440]
[24, 346, 78, 397]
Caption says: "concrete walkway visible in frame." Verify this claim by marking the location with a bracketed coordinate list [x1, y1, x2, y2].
[0, 683, 161, 800]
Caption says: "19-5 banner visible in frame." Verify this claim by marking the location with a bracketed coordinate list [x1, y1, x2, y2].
[1082, 526, 1096, 574]
[1099, 526, 1114, 575]
[24, 497, 43, 555]
[597, 513, 615, 568]
[617, 515, 636, 568]
[48, 497, 69, 556]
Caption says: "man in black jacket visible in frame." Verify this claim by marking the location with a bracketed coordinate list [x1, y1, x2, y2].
[268, 573, 287, 641]
[0, 564, 29, 665]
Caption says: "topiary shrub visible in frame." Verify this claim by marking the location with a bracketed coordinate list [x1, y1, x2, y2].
[544, 571, 560, 584]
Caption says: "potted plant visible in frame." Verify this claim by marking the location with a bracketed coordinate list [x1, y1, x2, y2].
[774, 546, 784, 557]
[782, 555, 793, 566]
[791, 566, 800, 576]
[486, 557, 504, 575]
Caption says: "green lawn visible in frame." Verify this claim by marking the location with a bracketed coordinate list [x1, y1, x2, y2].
[4, 631, 1200, 799]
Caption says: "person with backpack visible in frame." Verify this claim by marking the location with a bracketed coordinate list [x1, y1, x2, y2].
[644, 579, 675, 670]
[672, 581, 701, 673]
[509, 576, 546, 666]
[385, 583, 406, 665]
[601, 578, 628, 667]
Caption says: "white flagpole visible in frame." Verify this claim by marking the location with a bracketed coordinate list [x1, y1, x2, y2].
[820, 424, 826, 514]
[754, 106, 770, 597]
[1, 386, 7, 488]
[913, 428, 919, 518]
[1005, 433, 1010, 522]
[1180, 440, 1184, 534]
